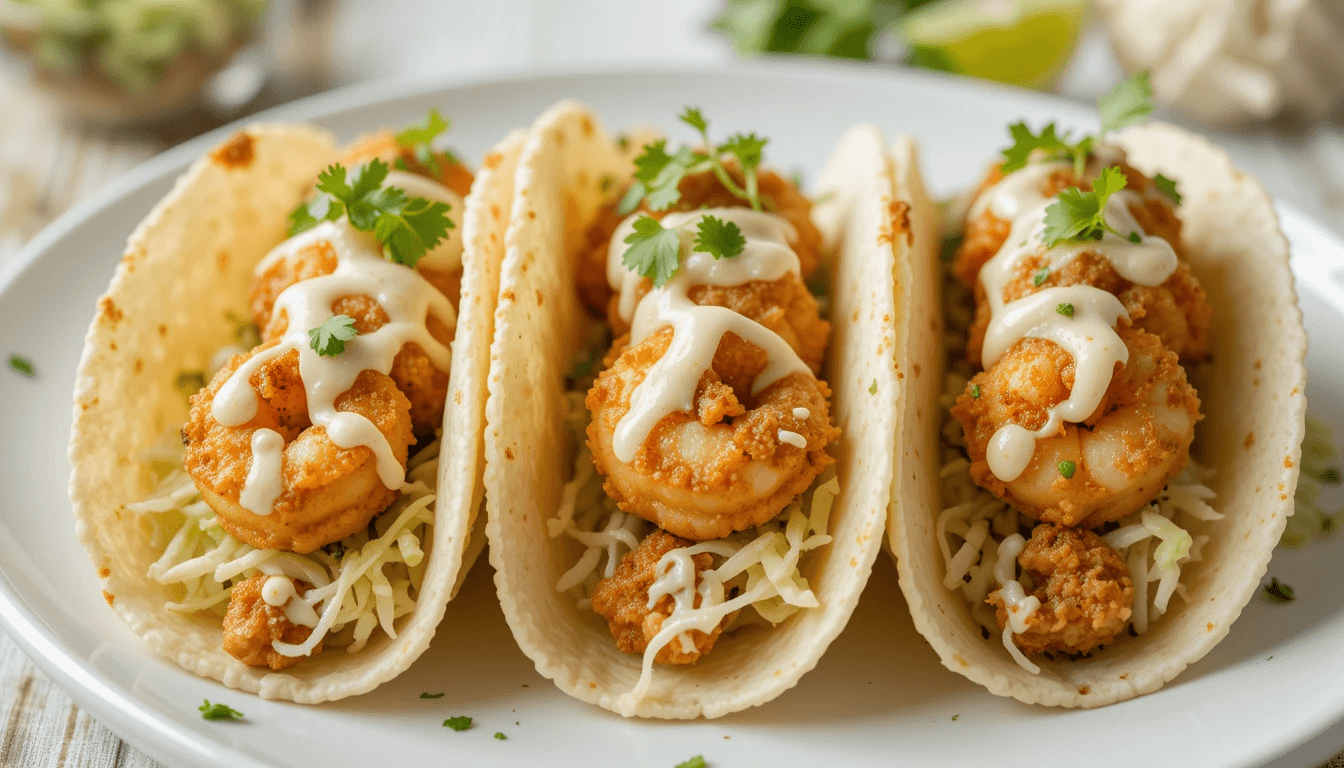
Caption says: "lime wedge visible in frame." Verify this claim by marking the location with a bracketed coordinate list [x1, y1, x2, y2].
[900, 0, 1089, 90]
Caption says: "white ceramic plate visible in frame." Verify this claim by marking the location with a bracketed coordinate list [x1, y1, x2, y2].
[3, 62, 1343, 768]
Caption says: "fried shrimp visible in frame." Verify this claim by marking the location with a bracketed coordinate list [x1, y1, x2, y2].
[967, 249, 1212, 365]
[221, 574, 323, 670]
[578, 169, 824, 317]
[587, 328, 838, 541]
[183, 343, 414, 553]
[250, 238, 455, 440]
[953, 327, 1200, 529]
[590, 529, 727, 663]
[988, 524, 1134, 656]
[953, 159, 1183, 290]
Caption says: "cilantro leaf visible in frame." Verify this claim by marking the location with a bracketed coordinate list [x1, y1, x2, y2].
[1000, 122, 1070, 174]
[443, 715, 473, 731]
[1056, 302, 1075, 317]
[8, 354, 34, 377]
[1099, 71, 1154, 135]
[676, 756, 707, 768]
[305, 160, 454, 266]
[679, 106, 708, 133]
[1154, 173, 1182, 206]
[1263, 577, 1295, 603]
[494, 732, 507, 740]
[1041, 166, 1130, 248]
[308, 315, 358, 357]
[693, 215, 745, 259]
[287, 192, 342, 237]
[869, 379, 878, 395]
[198, 699, 244, 722]
[622, 216, 682, 287]
[720, 132, 767, 172]
[621, 109, 768, 214]
[1058, 460, 1077, 479]
[397, 108, 452, 173]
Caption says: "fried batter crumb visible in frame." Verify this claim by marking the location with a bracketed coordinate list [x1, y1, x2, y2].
[988, 523, 1133, 656]
[222, 574, 322, 670]
[590, 530, 727, 664]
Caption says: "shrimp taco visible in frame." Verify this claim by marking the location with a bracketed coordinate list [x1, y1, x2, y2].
[893, 73, 1308, 706]
[484, 102, 916, 718]
[69, 112, 524, 702]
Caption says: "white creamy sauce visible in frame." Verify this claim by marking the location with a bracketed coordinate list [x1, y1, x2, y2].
[778, 430, 806, 449]
[216, 184, 459, 514]
[605, 207, 812, 463]
[239, 428, 284, 515]
[792, 407, 811, 420]
[971, 150, 1179, 482]
[261, 575, 321, 628]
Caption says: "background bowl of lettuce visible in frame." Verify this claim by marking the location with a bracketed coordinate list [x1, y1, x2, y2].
[0, 0, 266, 126]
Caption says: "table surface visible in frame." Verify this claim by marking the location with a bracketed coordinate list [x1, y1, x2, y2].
[2, 1, 1343, 765]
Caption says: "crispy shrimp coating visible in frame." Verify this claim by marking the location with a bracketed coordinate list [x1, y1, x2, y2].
[952, 326, 1200, 529]
[221, 574, 323, 670]
[590, 529, 726, 664]
[988, 524, 1134, 656]
[250, 238, 455, 441]
[183, 343, 414, 553]
[587, 328, 839, 541]
[953, 159, 1183, 289]
[577, 168, 823, 318]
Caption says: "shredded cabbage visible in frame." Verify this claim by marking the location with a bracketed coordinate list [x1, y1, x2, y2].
[137, 432, 437, 658]
[551, 377, 834, 710]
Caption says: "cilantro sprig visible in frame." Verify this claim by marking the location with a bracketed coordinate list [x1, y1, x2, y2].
[395, 108, 456, 175]
[999, 71, 1153, 177]
[443, 715, 473, 731]
[621, 212, 747, 287]
[619, 107, 768, 215]
[287, 159, 454, 268]
[309, 314, 358, 357]
[198, 699, 244, 722]
[1041, 166, 1142, 249]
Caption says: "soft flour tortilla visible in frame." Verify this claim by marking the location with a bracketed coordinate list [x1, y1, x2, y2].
[68, 124, 520, 703]
[484, 102, 902, 718]
[894, 121, 1308, 707]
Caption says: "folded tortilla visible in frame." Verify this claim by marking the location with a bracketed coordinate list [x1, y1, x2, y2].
[68, 124, 522, 702]
[892, 121, 1308, 707]
[483, 103, 920, 718]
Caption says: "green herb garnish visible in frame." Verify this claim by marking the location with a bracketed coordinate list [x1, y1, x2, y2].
[869, 379, 878, 395]
[198, 699, 244, 722]
[1318, 467, 1341, 485]
[1263, 578, 1295, 603]
[396, 108, 453, 174]
[443, 716, 473, 731]
[1153, 173, 1182, 206]
[619, 107, 767, 215]
[8, 354, 33, 377]
[999, 71, 1152, 176]
[1056, 303, 1074, 317]
[1041, 166, 1132, 249]
[175, 370, 206, 397]
[494, 732, 507, 740]
[287, 160, 454, 268]
[693, 214, 746, 260]
[675, 757, 707, 768]
[1058, 460, 1076, 479]
[622, 216, 683, 287]
[952, 714, 960, 721]
[308, 314, 358, 357]
[1032, 267, 1050, 286]
[420, 692, 445, 699]
[969, 383, 981, 399]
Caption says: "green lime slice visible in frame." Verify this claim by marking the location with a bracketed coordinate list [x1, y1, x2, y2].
[901, 0, 1089, 90]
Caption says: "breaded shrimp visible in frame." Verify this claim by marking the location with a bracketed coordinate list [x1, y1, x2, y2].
[967, 249, 1211, 364]
[183, 343, 414, 553]
[953, 159, 1183, 289]
[250, 238, 454, 441]
[221, 574, 323, 670]
[952, 327, 1200, 529]
[988, 524, 1134, 656]
[590, 529, 726, 663]
[587, 328, 839, 541]
[578, 168, 823, 317]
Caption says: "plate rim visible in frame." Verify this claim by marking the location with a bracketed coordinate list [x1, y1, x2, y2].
[1, 58, 1340, 768]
